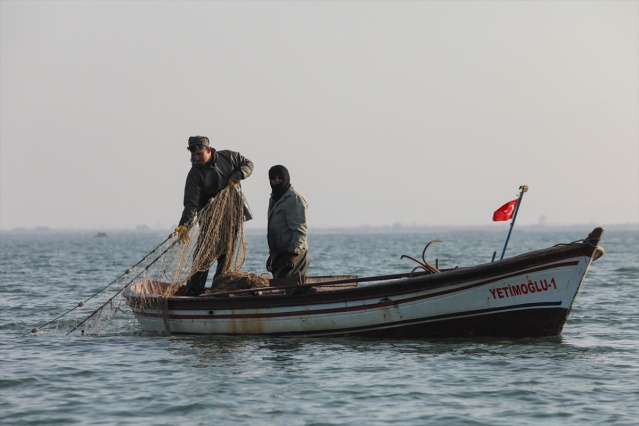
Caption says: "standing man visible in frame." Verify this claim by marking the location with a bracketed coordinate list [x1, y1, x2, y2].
[266, 165, 309, 292]
[175, 135, 254, 296]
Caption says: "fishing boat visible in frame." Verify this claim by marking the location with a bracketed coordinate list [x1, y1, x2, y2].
[124, 227, 604, 338]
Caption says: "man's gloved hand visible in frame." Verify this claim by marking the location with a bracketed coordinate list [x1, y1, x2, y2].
[228, 172, 241, 187]
[285, 254, 297, 271]
[173, 225, 190, 244]
[266, 255, 272, 272]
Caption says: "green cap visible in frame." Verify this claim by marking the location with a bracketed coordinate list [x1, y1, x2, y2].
[187, 136, 210, 148]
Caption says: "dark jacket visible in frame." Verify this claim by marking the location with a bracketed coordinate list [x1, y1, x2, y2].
[179, 150, 253, 226]
[267, 186, 308, 256]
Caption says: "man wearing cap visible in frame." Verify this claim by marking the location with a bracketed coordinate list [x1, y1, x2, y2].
[175, 136, 254, 296]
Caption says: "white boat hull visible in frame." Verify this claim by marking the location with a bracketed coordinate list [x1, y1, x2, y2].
[125, 228, 604, 338]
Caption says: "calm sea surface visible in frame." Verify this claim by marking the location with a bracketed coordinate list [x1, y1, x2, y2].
[1, 227, 637, 425]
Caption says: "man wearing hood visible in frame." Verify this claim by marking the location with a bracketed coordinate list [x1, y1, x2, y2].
[175, 135, 254, 296]
[266, 165, 309, 288]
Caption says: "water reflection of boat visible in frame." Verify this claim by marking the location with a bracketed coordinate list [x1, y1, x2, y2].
[124, 228, 604, 338]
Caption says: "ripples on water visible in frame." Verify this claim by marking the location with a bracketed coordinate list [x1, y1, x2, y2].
[1, 228, 637, 425]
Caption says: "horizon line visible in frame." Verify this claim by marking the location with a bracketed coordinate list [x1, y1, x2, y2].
[1, 222, 636, 234]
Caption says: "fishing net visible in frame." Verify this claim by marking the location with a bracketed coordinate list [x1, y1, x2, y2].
[162, 183, 249, 297]
[27, 185, 267, 337]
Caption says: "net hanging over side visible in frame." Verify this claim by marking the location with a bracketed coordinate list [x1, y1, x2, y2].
[28, 185, 268, 337]
[163, 184, 249, 297]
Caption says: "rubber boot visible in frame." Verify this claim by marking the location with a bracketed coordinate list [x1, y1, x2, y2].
[213, 254, 227, 282]
[184, 270, 208, 296]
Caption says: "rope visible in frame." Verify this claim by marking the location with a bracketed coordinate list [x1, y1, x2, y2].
[64, 237, 181, 336]
[22, 233, 175, 337]
[25, 184, 248, 337]
[162, 185, 247, 297]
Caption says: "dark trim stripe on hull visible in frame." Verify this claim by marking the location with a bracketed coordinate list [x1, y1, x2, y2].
[163, 302, 565, 338]
[347, 306, 570, 338]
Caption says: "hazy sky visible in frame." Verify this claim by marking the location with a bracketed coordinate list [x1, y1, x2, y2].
[1, 1, 637, 231]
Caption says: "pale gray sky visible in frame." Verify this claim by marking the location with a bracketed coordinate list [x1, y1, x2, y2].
[1, 0, 637, 231]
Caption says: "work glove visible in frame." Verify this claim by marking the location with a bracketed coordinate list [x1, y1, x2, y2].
[173, 225, 190, 244]
[228, 174, 241, 187]
[285, 255, 296, 271]
[266, 255, 272, 272]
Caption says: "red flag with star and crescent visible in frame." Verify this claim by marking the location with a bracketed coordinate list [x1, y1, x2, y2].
[493, 199, 518, 222]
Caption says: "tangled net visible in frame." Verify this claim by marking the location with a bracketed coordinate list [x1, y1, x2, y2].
[162, 183, 250, 296]
[203, 271, 270, 293]
[27, 185, 267, 337]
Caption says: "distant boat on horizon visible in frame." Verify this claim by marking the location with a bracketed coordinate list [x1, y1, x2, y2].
[95, 232, 107, 238]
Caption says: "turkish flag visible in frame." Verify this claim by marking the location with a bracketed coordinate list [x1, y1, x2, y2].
[493, 199, 518, 221]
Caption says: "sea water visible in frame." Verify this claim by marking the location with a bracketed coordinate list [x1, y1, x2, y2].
[1, 227, 637, 425]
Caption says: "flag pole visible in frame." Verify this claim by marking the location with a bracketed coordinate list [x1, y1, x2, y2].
[500, 185, 528, 260]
